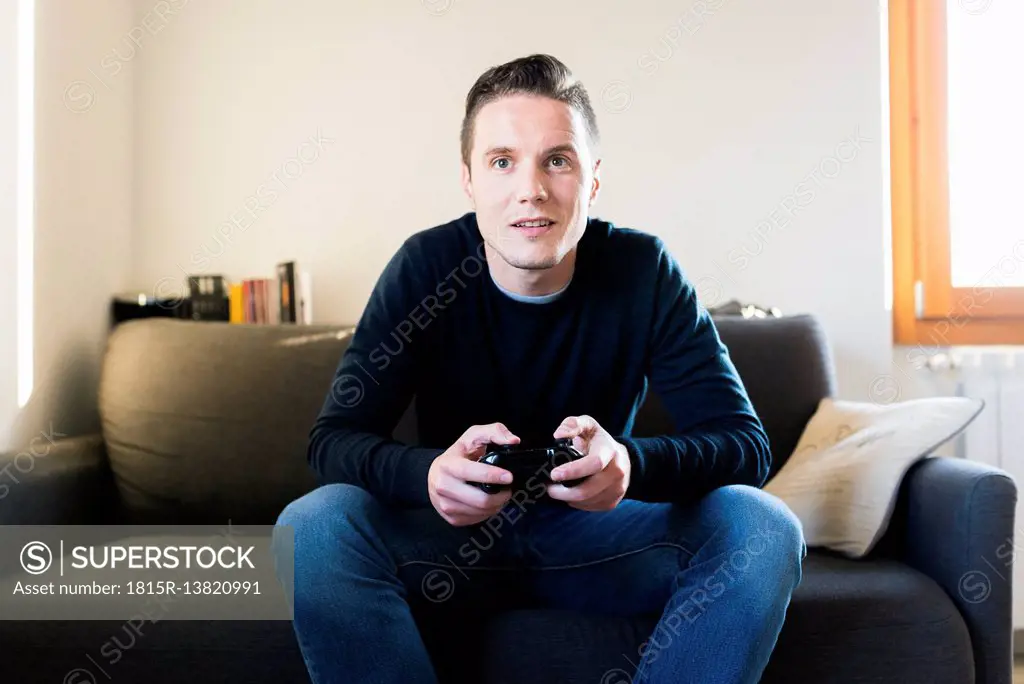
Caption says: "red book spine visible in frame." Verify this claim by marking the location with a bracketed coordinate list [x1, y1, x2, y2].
[245, 280, 254, 323]
[256, 280, 265, 324]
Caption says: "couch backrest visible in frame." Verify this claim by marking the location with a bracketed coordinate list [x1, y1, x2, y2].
[98, 314, 835, 523]
[629, 314, 837, 481]
[99, 321, 348, 523]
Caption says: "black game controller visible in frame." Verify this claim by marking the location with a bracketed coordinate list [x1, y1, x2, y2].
[468, 438, 588, 494]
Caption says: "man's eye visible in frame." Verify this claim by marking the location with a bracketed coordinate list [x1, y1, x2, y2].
[549, 156, 570, 168]
[492, 158, 511, 169]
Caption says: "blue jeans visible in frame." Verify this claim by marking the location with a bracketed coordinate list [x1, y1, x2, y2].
[274, 483, 806, 684]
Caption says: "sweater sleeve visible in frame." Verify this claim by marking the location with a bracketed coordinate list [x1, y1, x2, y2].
[618, 239, 772, 504]
[306, 239, 443, 508]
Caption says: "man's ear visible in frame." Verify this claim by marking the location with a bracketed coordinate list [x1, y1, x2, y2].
[461, 163, 475, 208]
[588, 159, 602, 207]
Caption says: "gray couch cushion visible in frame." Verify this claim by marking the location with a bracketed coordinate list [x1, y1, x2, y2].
[98, 320, 348, 522]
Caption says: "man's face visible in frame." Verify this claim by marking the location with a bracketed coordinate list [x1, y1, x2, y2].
[461, 94, 600, 270]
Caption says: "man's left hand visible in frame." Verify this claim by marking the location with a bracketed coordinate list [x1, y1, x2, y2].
[547, 415, 631, 511]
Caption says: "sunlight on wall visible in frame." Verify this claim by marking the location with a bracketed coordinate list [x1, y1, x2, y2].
[17, 0, 34, 408]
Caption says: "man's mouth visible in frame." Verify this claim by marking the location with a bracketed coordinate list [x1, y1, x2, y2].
[511, 219, 555, 228]
[510, 218, 556, 237]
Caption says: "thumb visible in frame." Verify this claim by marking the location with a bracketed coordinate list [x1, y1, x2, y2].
[461, 422, 520, 455]
[554, 416, 589, 439]
[495, 422, 519, 442]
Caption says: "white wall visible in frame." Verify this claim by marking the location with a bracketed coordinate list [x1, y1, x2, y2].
[5, 0, 134, 449]
[130, 0, 892, 401]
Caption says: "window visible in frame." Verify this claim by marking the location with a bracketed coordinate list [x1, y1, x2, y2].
[17, 0, 33, 407]
[0, 0, 33, 448]
[890, 0, 1024, 346]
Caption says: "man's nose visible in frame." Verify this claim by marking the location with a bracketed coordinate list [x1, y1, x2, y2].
[516, 166, 549, 203]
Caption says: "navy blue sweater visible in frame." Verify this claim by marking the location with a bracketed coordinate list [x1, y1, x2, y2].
[308, 212, 771, 507]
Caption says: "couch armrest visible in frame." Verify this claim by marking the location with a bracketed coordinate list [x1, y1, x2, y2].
[879, 457, 1017, 684]
[0, 433, 119, 524]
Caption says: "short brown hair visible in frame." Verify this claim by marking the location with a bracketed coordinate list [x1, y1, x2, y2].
[460, 54, 600, 169]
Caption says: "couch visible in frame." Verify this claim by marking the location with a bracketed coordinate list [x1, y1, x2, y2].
[0, 314, 1015, 683]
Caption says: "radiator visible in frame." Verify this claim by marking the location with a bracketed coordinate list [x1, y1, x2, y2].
[918, 348, 1024, 468]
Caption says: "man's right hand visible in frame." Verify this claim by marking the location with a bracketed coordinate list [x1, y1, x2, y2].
[428, 423, 519, 527]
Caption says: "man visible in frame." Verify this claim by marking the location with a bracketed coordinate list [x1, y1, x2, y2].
[276, 54, 805, 684]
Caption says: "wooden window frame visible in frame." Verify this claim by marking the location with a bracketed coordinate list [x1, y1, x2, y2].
[890, 0, 1024, 346]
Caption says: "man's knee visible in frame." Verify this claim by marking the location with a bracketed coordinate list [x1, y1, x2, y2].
[702, 485, 806, 574]
[276, 483, 377, 541]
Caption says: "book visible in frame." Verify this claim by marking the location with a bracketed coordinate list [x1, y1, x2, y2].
[277, 261, 297, 324]
[267, 277, 280, 324]
[229, 283, 243, 323]
[255, 279, 265, 324]
[244, 279, 252, 323]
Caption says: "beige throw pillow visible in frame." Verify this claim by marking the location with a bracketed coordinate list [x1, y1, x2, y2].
[764, 396, 985, 558]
